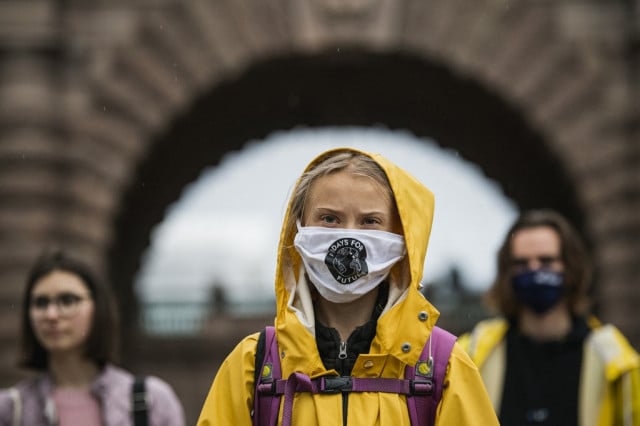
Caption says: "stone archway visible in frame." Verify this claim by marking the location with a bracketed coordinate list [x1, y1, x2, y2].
[109, 50, 583, 330]
[90, 0, 637, 344]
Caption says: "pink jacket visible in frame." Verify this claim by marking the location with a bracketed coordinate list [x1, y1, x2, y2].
[0, 364, 185, 426]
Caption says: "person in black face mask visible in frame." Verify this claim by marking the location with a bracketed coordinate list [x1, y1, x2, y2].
[459, 209, 640, 426]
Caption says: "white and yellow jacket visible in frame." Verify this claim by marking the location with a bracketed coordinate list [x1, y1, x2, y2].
[459, 317, 640, 426]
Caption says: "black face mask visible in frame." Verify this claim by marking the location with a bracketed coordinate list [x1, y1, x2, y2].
[511, 269, 564, 314]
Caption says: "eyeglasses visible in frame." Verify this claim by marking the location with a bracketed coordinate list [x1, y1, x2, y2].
[30, 292, 91, 316]
[511, 255, 562, 270]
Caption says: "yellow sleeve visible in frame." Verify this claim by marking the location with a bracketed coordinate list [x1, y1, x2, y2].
[197, 333, 260, 426]
[457, 332, 471, 353]
[629, 365, 640, 425]
[435, 342, 499, 425]
[615, 361, 640, 425]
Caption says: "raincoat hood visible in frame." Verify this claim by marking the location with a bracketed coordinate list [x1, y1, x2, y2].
[274, 147, 439, 379]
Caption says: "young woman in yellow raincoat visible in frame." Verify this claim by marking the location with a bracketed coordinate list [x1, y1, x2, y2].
[198, 148, 498, 425]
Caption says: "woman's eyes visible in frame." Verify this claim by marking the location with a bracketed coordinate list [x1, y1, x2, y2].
[31, 293, 83, 309]
[363, 217, 381, 226]
[319, 216, 381, 226]
[320, 215, 338, 224]
[58, 294, 81, 307]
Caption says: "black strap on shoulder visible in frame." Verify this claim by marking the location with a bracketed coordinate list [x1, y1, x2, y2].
[132, 375, 148, 426]
[254, 328, 267, 387]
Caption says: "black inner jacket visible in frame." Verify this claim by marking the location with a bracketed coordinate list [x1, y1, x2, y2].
[315, 282, 389, 376]
[499, 316, 590, 426]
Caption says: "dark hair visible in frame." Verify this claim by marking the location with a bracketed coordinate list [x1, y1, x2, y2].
[485, 209, 591, 318]
[19, 249, 119, 370]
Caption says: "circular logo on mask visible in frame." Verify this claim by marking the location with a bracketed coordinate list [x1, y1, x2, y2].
[324, 238, 368, 285]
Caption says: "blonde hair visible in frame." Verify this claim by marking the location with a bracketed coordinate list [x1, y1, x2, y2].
[284, 150, 395, 242]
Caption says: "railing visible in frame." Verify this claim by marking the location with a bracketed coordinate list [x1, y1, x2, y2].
[139, 299, 275, 336]
[139, 288, 488, 337]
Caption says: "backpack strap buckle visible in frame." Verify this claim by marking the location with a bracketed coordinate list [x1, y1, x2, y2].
[257, 380, 278, 395]
[318, 376, 352, 393]
[410, 379, 434, 395]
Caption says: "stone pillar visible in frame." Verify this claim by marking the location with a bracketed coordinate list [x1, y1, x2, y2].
[0, 0, 66, 384]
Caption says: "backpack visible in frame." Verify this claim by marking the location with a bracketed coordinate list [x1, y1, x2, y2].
[132, 376, 149, 426]
[8, 375, 149, 426]
[252, 325, 456, 426]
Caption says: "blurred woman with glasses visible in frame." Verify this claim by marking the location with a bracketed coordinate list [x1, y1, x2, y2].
[0, 249, 185, 426]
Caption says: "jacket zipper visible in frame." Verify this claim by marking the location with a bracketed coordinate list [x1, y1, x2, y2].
[339, 340, 348, 426]
[338, 341, 348, 359]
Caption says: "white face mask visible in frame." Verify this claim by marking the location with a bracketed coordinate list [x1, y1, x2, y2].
[293, 225, 406, 303]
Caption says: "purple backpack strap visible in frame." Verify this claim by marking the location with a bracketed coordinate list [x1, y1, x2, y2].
[281, 372, 314, 426]
[405, 326, 457, 426]
[253, 326, 281, 426]
[253, 325, 456, 426]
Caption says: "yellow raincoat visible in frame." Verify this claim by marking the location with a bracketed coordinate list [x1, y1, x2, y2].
[459, 317, 640, 425]
[198, 148, 499, 425]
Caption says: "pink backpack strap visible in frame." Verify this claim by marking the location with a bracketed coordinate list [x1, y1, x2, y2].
[405, 326, 457, 426]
